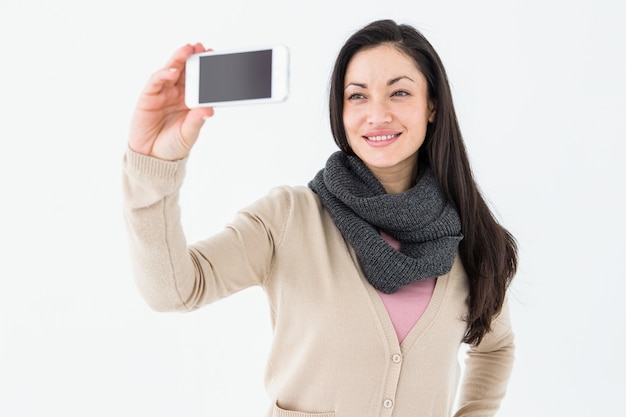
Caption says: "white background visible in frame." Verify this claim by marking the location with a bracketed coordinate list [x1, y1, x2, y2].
[1, 0, 624, 416]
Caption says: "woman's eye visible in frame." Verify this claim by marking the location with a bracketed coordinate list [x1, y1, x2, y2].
[347, 93, 365, 100]
[392, 90, 410, 97]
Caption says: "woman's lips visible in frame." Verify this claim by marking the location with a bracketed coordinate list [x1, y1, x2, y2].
[363, 132, 401, 146]
[365, 133, 400, 142]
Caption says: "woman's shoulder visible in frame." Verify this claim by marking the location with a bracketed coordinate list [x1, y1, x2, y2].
[253, 185, 321, 208]
[235, 185, 329, 254]
[239, 185, 322, 219]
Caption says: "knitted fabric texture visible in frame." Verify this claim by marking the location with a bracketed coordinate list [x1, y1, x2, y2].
[309, 151, 463, 294]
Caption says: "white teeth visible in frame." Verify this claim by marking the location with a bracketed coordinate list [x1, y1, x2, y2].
[367, 134, 396, 141]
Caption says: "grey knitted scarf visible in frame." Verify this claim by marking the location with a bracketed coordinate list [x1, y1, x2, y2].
[309, 151, 463, 294]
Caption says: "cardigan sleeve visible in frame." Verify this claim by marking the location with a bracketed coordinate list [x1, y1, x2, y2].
[121, 149, 289, 312]
[453, 300, 515, 417]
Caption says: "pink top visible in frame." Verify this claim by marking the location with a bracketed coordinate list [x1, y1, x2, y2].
[376, 232, 436, 343]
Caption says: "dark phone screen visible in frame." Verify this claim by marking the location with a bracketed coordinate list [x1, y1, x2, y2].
[198, 50, 272, 103]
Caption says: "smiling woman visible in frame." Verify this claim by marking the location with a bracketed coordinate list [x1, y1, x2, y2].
[123, 19, 518, 417]
[326, 19, 518, 345]
[342, 44, 436, 193]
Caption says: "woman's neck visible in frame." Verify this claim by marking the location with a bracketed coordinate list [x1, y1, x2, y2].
[369, 161, 418, 194]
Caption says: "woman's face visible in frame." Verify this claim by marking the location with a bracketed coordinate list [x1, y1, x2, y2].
[342, 44, 435, 187]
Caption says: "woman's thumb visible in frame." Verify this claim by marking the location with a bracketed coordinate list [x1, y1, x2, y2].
[181, 107, 215, 142]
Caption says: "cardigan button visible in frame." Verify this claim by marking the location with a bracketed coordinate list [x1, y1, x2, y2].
[383, 399, 394, 409]
[392, 353, 402, 363]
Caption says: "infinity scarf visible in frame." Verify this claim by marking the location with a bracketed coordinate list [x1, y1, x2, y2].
[309, 151, 463, 294]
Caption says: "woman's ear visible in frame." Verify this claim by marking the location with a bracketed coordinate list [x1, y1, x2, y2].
[428, 99, 437, 123]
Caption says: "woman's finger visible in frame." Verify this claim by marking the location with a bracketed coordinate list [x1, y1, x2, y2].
[141, 67, 181, 96]
[163, 43, 206, 72]
[180, 107, 215, 141]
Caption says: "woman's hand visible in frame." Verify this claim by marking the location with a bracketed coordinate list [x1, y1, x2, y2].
[128, 43, 215, 161]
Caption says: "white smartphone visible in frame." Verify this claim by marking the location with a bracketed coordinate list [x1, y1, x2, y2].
[185, 45, 289, 108]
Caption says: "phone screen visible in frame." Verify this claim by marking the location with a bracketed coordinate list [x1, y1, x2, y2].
[198, 50, 272, 103]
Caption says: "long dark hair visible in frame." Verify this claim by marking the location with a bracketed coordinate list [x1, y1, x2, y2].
[329, 19, 518, 345]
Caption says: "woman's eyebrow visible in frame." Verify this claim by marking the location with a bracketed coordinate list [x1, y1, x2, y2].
[388, 75, 414, 85]
[344, 82, 367, 90]
[344, 76, 415, 90]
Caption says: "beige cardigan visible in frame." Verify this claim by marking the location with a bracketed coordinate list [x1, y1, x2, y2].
[122, 149, 515, 417]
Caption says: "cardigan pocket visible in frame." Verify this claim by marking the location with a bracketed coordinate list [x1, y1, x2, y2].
[272, 402, 335, 417]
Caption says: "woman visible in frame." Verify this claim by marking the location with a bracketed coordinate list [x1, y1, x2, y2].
[123, 19, 518, 417]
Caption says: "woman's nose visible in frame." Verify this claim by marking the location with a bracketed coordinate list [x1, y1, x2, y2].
[367, 99, 392, 124]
